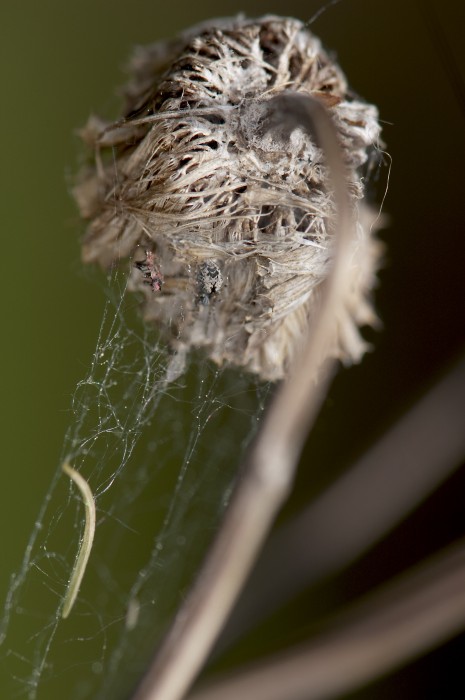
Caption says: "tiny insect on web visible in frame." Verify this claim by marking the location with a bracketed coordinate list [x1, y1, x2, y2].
[134, 250, 164, 293]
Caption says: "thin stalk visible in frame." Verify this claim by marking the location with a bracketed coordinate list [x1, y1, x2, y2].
[61, 462, 96, 619]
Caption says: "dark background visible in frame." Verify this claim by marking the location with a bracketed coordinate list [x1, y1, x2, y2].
[1, 0, 464, 698]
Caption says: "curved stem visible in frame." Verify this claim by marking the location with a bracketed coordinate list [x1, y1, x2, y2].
[61, 462, 96, 619]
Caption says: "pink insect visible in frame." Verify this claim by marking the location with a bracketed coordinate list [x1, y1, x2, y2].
[135, 250, 163, 292]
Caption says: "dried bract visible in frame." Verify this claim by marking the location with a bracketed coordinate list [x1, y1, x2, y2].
[74, 15, 382, 380]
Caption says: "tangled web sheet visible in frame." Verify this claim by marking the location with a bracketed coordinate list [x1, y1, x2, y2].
[0, 268, 268, 700]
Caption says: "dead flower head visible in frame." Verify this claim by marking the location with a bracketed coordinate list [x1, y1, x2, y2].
[74, 15, 382, 381]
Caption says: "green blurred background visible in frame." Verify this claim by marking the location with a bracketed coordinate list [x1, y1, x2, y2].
[1, 0, 465, 698]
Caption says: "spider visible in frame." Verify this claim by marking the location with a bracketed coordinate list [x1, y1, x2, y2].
[197, 261, 223, 305]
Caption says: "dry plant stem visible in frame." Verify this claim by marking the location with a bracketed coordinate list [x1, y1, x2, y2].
[188, 538, 465, 700]
[61, 462, 96, 619]
[132, 94, 353, 700]
[222, 353, 465, 644]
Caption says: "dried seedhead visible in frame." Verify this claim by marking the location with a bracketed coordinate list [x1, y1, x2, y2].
[74, 15, 382, 381]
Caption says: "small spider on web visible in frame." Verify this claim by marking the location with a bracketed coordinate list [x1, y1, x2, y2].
[196, 261, 223, 306]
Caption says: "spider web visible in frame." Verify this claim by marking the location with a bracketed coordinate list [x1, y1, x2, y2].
[0, 267, 269, 700]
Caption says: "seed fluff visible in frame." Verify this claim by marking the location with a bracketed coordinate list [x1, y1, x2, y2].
[74, 15, 382, 381]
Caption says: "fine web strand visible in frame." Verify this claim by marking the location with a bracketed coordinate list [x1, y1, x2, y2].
[0, 266, 268, 700]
